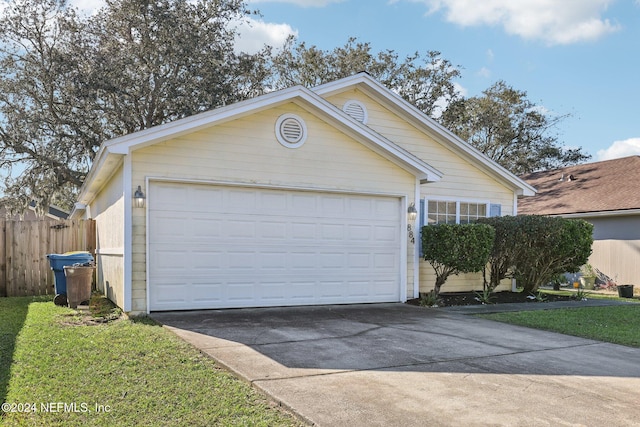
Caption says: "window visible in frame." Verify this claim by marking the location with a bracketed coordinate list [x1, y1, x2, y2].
[425, 199, 491, 225]
[459, 202, 487, 224]
[427, 200, 457, 224]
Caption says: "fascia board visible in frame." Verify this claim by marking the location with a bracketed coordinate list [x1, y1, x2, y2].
[556, 209, 640, 219]
[294, 92, 442, 182]
[315, 73, 536, 196]
[78, 82, 442, 207]
[76, 87, 308, 205]
[105, 86, 307, 154]
[76, 152, 124, 206]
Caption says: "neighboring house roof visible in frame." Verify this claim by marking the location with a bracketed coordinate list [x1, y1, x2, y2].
[519, 156, 640, 217]
[0, 200, 69, 220]
[74, 72, 535, 209]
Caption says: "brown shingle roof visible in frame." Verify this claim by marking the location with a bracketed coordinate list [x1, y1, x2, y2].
[518, 156, 640, 215]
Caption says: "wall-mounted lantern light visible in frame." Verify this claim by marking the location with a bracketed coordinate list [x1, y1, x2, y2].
[134, 185, 145, 208]
[407, 202, 417, 244]
[407, 202, 417, 221]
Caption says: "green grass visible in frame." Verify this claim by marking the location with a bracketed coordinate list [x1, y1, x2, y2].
[478, 305, 640, 347]
[540, 288, 640, 302]
[0, 296, 301, 426]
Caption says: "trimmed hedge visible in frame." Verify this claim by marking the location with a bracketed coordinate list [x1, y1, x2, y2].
[421, 223, 495, 296]
[478, 215, 593, 293]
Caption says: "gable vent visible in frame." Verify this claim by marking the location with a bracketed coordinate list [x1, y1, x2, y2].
[281, 118, 303, 142]
[343, 100, 368, 124]
[275, 114, 307, 148]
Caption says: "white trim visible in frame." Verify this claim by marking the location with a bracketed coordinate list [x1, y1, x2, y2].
[145, 176, 151, 315]
[400, 196, 408, 303]
[513, 193, 518, 216]
[107, 85, 440, 179]
[313, 73, 536, 197]
[145, 176, 408, 199]
[146, 178, 408, 310]
[423, 196, 491, 225]
[413, 178, 421, 299]
[95, 248, 124, 256]
[75, 78, 444, 210]
[123, 155, 133, 313]
[275, 113, 307, 148]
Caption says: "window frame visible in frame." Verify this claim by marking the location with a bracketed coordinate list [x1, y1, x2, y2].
[422, 196, 491, 226]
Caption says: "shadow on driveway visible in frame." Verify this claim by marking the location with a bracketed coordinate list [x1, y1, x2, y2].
[151, 303, 640, 378]
[152, 304, 640, 426]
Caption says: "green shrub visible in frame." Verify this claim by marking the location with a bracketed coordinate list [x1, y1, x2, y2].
[476, 216, 521, 292]
[479, 215, 593, 293]
[421, 223, 495, 297]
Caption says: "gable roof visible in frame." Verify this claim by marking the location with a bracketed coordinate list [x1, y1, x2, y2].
[519, 156, 640, 216]
[313, 73, 536, 196]
[77, 82, 443, 206]
[75, 72, 535, 208]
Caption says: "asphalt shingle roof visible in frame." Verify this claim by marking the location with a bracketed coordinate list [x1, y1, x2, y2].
[518, 155, 640, 215]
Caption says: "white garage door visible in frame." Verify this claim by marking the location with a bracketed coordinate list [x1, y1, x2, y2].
[148, 182, 402, 311]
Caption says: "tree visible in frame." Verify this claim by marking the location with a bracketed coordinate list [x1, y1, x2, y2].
[0, 0, 268, 214]
[421, 223, 495, 297]
[270, 37, 462, 118]
[440, 80, 590, 175]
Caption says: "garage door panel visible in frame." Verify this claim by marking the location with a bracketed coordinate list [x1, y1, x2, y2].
[291, 193, 318, 212]
[259, 252, 287, 270]
[259, 221, 288, 239]
[148, 182, 402, 310]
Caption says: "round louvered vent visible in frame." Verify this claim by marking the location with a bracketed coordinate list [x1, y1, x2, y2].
[343, 100, 368, 124]
[275, 114, 307, 148]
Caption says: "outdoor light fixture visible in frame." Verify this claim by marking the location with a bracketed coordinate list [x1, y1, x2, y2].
[407, 202, 417, 221]
[407, 202, 418, 244]
[134, 185, 145, 208]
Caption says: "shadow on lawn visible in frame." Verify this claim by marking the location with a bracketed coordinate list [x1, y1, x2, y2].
[0, 297, 31, 406]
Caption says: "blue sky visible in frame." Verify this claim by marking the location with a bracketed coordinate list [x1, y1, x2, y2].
[236, 0, 640, 162]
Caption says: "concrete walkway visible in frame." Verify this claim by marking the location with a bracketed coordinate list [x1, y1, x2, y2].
[152, 303, 640, 426]
[441, 297, 637, 314]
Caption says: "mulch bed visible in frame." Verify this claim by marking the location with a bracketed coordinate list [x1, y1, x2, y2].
[406, 291, 576, 307]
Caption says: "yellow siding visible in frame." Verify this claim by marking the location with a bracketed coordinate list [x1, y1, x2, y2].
[130, 103, 416, 312]
[326, 89, 516, 294]
[90, 164, 125, 308]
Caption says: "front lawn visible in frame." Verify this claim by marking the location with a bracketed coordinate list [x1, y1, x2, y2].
[0, 296, 301, 426]
[477, 305, 640, 347]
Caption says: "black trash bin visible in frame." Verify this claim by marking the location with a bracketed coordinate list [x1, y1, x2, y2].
[47, 252, 94, 306]
[64, 265, 95, 309]
[617, 284, 634, 298]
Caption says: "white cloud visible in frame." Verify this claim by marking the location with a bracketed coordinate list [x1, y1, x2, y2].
[486, 48, 494, 61]
[416, 0, 620, 45]
[477, 66, 491, 78]
[597, 138, 640, 161]
[233, 17, 297, 54]
[248, 0, 345, 7]
[454, 82, 467, 97]
[69, 0, 104, 15]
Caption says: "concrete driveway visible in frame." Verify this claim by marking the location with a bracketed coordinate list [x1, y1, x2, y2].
[152, 304, 640, 426]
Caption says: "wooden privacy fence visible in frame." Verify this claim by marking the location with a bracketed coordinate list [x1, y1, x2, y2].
[0, 219, 96, 297]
